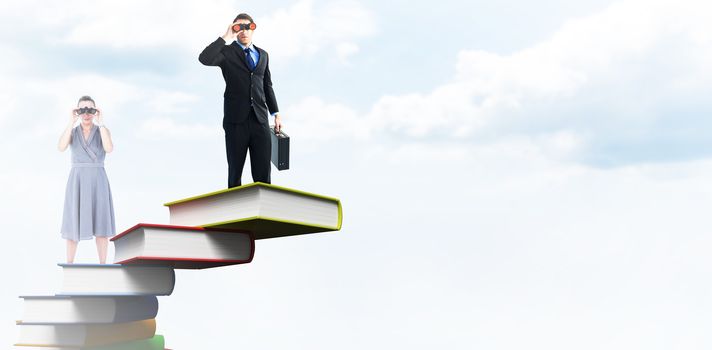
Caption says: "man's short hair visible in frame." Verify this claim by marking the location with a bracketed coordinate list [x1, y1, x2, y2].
[233, 13, 254, 23]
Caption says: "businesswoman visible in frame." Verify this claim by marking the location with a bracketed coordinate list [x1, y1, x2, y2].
[58, 96, 115, 264]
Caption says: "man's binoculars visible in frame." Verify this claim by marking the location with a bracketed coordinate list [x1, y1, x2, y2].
[232, 22, 257, 32]
[74, 107, 97, 115]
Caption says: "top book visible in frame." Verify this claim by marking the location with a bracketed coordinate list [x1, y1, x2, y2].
[164, 182, 342, 239]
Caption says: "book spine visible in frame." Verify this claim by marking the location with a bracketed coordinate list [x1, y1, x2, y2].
[83, 319, 156, 347]
[113, 296, 159, 323]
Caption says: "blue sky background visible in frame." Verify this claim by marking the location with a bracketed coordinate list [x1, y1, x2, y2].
[2, 0, 712, 349]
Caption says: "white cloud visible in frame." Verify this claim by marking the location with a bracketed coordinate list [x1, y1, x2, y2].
[426, 0, 712, 135]
[137, 117, 219, 140]
[0, 0, 376, 65]
[0, 87, 16, 127]
[279, 0, 712, 155]
[286, 96, 368, 142]
[335, 42, 360, 64]
[54, 0, 236, 50]
[0, 45, 29, 126]
[146, 91, 201, 115]
[257, 0, 376, 61]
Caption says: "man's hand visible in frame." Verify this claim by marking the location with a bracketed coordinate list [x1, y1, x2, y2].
[222, 23, 237, 42]
[274, 114, 282, 133]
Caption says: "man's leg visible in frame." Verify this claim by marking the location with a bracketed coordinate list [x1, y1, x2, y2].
[224, 121, 250, 188]
[248, 110, 272, 184]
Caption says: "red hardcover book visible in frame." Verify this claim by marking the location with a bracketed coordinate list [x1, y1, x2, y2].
[112, 223, 255, 269]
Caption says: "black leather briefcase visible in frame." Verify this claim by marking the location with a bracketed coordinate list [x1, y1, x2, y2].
[270, 127, 289, 170]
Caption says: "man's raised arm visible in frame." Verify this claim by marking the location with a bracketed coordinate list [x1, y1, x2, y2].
[199, 23, 237, 66]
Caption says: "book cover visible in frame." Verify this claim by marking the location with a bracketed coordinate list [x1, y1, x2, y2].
[164, 182, 343, 239]
[13, 334, 165, 350]
[19, 295, 158, 324]
[112, 223, 255, 269]
[58, 264, 175, 296]
[16, 319, 156, 347]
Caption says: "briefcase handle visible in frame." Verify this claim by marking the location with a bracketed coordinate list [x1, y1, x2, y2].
[271, 125, 287, 138]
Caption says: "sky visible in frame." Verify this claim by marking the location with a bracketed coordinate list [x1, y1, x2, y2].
[2, 0, 712, 348]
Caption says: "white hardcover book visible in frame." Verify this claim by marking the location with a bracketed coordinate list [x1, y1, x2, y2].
[19, 295, 158, 324]
[58, 264, 174, 296]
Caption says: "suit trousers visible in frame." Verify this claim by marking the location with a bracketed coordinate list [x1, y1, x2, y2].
[223, 109, 271, 188]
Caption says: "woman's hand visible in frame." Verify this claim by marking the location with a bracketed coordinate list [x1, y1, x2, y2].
[70, 109, 79, 125]
[94, 108, 104, 126]
[60, 109, 79, 151]
[95, 108, 113, 153]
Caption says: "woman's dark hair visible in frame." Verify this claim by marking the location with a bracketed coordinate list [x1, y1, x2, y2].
[77, 95, 95, 106]
[233, 13, 254, 23]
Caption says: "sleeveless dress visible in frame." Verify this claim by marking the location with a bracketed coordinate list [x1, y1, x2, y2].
[60, 125, 116, 241]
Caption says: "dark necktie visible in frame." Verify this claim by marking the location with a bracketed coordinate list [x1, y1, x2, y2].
[244, 48, 256, 71]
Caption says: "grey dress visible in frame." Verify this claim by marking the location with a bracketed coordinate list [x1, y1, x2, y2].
[60, 125, 116, 241]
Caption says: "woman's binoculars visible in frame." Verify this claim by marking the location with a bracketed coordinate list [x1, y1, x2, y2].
[74, 107, 97, 115]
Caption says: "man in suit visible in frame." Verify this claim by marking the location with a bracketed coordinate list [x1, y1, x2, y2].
[199, 13, 282, 188]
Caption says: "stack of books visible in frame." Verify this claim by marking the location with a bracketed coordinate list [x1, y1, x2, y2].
[15, 182, 343, 348]
[16, 264, 173, 349]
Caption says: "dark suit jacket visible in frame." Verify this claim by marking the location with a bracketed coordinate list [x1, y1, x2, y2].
[199, 38, 279, 125]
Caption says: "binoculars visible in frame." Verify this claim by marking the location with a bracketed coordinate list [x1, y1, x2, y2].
[74, 107, 97, 115]
[232, 22, 257, 32]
